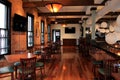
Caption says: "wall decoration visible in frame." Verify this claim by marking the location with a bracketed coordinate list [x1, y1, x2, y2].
[36, 22, 39, 37]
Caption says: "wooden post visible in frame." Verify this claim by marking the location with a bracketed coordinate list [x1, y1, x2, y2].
[91, 7, 97, 40]
[83, 19, 86, 38]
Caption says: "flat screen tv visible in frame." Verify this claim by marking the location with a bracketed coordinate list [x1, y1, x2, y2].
[13, 14, 27, 32]
[65, 27, 75, 34]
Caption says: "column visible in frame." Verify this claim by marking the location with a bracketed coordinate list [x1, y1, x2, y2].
[91, 7, 97, 40]
[83, 19, 86, 38]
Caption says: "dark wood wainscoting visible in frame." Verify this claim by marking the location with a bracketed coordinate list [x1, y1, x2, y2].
[63, 39, 76, 46]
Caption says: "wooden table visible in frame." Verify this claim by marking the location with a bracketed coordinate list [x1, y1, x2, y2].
[112, 73, 120, 80]
[5, 53, 38, 79]
[5, 53, 37, 64]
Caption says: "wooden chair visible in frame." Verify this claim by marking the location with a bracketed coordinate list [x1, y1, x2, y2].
[18, 57, 36, 80]
[110, 59, 120, 80]
[14, 61, 20, 79]
[44, 47, 52, 60]
[34, 50, 45, 76]
[36, 61, 45, 79]
[98, 59, 120, 80]
[0, 66, 14, 80]
[51, 43, 57, 54]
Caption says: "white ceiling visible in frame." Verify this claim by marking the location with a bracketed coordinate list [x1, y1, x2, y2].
[23, 0, 120, 24]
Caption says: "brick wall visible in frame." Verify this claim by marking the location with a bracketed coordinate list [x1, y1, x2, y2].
[9, 0, 48, 54]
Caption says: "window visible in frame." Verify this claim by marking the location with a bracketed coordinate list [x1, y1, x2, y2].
[41, 21, 44, 44]
[48, 24, 51, 41]
[27, 14, 34, 47]
[0, 0, 11, 55]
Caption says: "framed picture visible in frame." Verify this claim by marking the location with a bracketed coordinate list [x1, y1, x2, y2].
[36, 22, 39, 37]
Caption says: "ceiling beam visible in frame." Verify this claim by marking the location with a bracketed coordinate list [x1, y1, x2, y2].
[23, 0, 105, 8]
[49, 17, 117, 24]
[49, 18, 87, 24]
[47, 11, 119, 24]
[50, 20, 80, 24]
[87, 0, 120, 25]
[106, 12, 120, 16]
[101, 0, 109, 4]
[38, 11, 120, 16]
[38, 12, 90, 16]
[56, 18, 82, 21]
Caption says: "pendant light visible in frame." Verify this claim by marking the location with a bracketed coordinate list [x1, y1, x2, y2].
[45, 3, 62, 13]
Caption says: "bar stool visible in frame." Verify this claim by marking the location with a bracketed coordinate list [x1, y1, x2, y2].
[92, 60, 103, 79]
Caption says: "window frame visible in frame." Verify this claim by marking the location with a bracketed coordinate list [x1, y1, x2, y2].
[27, 14, 34, 48]
[47, 24, 51, 41]
[41, 20, 44, 44]
[0, 0, 11, 55]
[0, 0, 11, 56]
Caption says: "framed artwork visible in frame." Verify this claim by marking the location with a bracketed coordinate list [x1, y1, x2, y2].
[36, 22, 39, 37]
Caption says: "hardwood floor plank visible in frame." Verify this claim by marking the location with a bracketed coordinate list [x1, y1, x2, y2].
[0, 46, 94, 80]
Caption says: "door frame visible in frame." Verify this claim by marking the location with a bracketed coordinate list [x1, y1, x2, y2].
[52, 29, 61, 42]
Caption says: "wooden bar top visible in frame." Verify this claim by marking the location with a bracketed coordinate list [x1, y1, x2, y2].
[90, 52, 115, 61]
[91, 41, 120, 59]
[112, 73, 120, 80]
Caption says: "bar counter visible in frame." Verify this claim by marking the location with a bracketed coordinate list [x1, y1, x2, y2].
[91, 40, 120, 59]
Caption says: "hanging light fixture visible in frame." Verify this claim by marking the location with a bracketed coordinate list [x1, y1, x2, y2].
[45, 3, 62, 13]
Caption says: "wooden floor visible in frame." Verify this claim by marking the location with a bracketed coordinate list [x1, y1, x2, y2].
[0, 46, 94, 80]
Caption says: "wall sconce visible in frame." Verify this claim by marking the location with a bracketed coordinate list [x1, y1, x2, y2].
[61, 24, 67, 27]
[116, 51, 120, 56]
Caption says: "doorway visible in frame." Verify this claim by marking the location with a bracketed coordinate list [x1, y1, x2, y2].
[52, 29, 60, 42]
